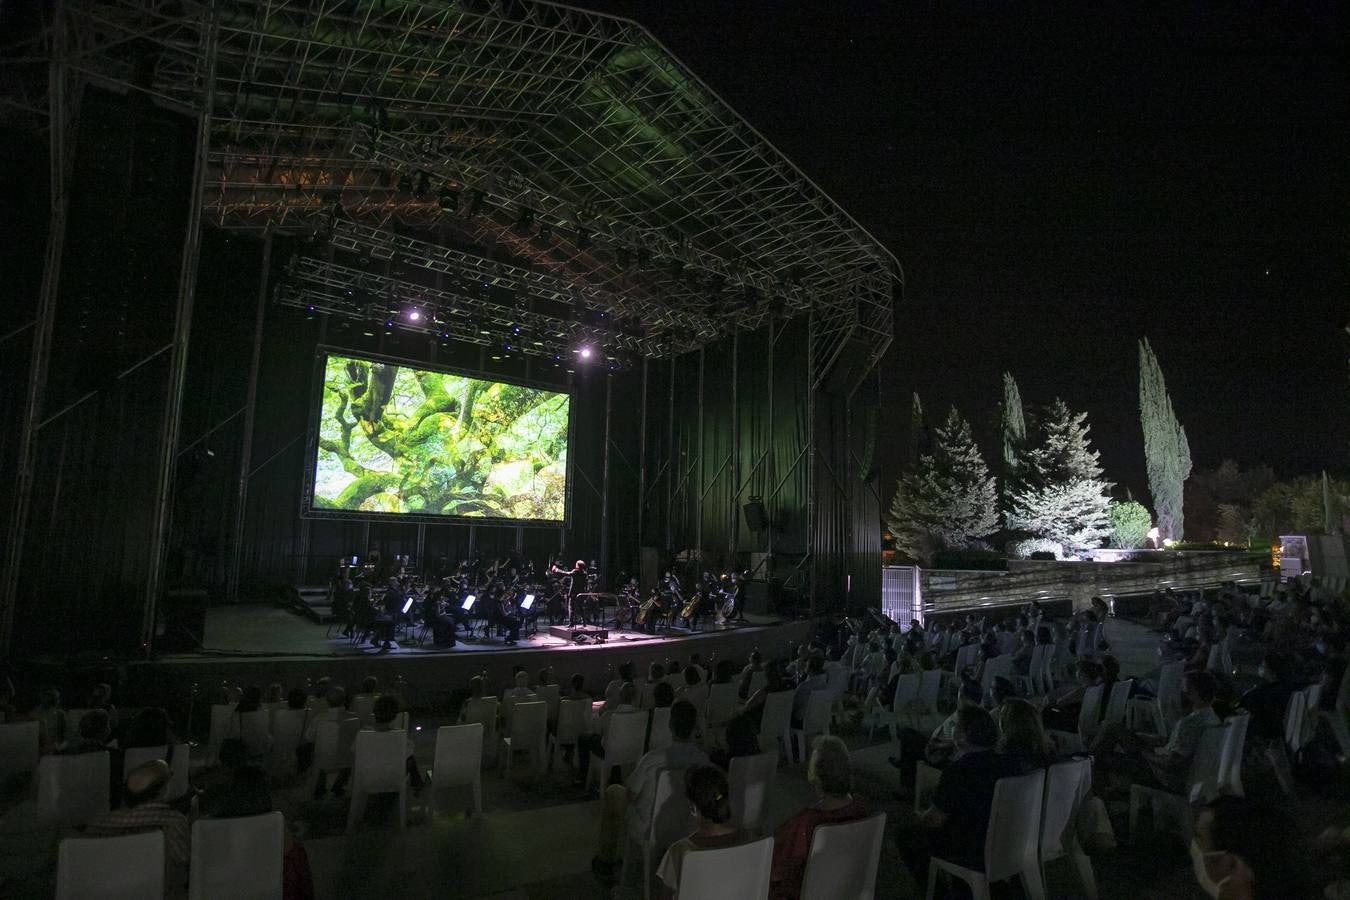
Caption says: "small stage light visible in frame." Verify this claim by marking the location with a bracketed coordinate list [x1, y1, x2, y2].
[438, 187, 459, 213]
[578, 345, 593, 359]
[407, 309, 421, 322]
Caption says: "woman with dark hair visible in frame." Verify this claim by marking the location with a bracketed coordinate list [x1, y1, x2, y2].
[655, 766, 747, 899]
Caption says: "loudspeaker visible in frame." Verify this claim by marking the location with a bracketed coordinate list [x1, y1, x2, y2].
[156, 588, 207, 652]
[743, 498, 769, 532]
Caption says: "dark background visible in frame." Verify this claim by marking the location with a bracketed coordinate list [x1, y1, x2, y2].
[589, 1, 1350, 504]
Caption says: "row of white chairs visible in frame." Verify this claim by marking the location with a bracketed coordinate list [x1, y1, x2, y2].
[1129, 715, 1250, 843]
[55, 810, 285, 900]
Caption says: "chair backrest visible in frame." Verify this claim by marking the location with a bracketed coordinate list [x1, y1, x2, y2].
[1026, 645, 1048, 693]
[1299, 684, 1323, 748]
[122, 743, 191, 801]
[37, 752, 111, 827]
[238, 709, 272, 750]
[676, 835, 775, 900]
[555, 699, 589, 746]
[918, 670, 943, 711]
[1187, 724, 1232, 804]
[509, 701, 547, 748]
[824, 664, 850, 693]
[984, 770, 1047, 881]
[352, 730, 409, 793]
[758, 690, 794, 741]
[270, 709, 308, 764]
[208, 704, 237, 752]
[648, 707, 674, 752]
[799, 811, 887, 900]
[1040, 758, 1090, 858]
[981, 656, 1013, 695]
[58, 831, 165, 900]
[0, 720, 40, 778]
[432, 723, 483, 787]
[461, 697, 499, 741]
[728, 750, 778, 831]
[706, 682, 741, 725]
[189, 811, 284, 900]
[1220, 714, 1249, 795]
[749, 671, 767, 696]
[1077, 684, 1105, 740]
[536, 683, 561, 724]
[314, 716, 361, 770]
[802, 690, 835, 735]
[891, 672, 922, 709]
[1283, 690, 1308, 752]
[350, 694, 378, 728]
[606, 710, 649, 765]
[1103, 679, 1133, 727]
[649, 767, 696, 844]
[954, 644, 979, 675]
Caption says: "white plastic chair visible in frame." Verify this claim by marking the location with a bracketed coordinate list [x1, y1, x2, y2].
[645, 768, 697, 900]
[122, 743, 191, 801]
[878, 672, 922, 740]
[501, 700, 548, 777]
[675, 834, 774, 900]
[587, 709, 647, 792]
[790, 690, 836, 763]
[980, 656, 1013, 703]
[57, 830, 164, 900]
[189, 811, 284, 900]
[550, 699, 590, 768]
[207, 704, 236, 763]
[350, 694, 379, 729]
[915, 670, 943, 730]
[1220, 713, 1250, 797]
[237, 709, 273, 760]
[1129, 723, 1230, 844]
[927, 770, 1047, 900]
[915, 760, 943, 814]
[758, 690, 794, 761]
[268, 708, 308, 775]
[1016, 645, 1048, 697]
[346, 730, 411, 833]
[1039, 759, 1097, 900]
[0, 720, 40, 782]
[799, 811, 887, 900]
[37, 752, 110, 828]
[307, 716, 360, 797]
[705, 682, 741, 729]
[1048, 684, 1104, 754]
[728, 750, 778, 833]
[1102, 679, 1133, 729]
[648, 706, 673, 753]
[460, 696, 499, 765]
[428, 723, 483, 819]
[537, 683, 561, 726]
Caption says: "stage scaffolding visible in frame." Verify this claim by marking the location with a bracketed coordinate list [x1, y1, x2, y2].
[0, 0, 901, 655]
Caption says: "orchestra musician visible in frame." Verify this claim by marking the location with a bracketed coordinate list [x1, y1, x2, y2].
[615, 576, 640, 630]
[424, 578, 458, 647]
[730, 570, 749, 623]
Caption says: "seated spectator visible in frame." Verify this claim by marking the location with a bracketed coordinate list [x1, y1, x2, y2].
[678, 663, 708, 710]
[87, 760, 190, 889]
[59, 709, 123, 800]
[200, 738, 271, 818]
[265, 683, 286, 707]
[562, 672, 589, 702]
[656, 766, 748, 899]
[900, 707, 1017, 884]
[124, 707, 178, 751]
[1094, 671, 1222, 792]
[593, 700, 710, 885]
[742, 650, 765, 676]
[35, 687, 65, 748]
[1042, 660, 1105, 732]
[996, 698, 1056, 772]
[1237, 651, 1299, 741]
[790, 655, 828, 729]
[770, 735, 867, 900]
[891, 677, 984, 788]
[1197, 796, 1307, 899]
[505, 670, 537, 703]
[712, 658, 736, 685]
[235, 685, 264, 714]
[605, 663, 636, 708]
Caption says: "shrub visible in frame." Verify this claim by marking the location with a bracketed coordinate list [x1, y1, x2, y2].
[1108, 500, 1152, 549]
[1008, 538, 1066, 560]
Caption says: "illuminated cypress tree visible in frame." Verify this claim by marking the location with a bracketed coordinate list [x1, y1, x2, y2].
[887, 406, 999, 560]
[1138, 338, 1192, 540]
[1000, 371, 1026, 520]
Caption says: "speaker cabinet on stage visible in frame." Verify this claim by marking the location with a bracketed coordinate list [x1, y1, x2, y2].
[156, 588, 207, 652]
[743, 499, 769, 532]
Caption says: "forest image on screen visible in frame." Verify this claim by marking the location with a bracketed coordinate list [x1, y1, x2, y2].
[312, 354, 569, 521]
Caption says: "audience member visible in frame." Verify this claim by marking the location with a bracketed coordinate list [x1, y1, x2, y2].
[656, 766, 748, 899]
[770, 735, 866, 900]
[86, 760, 190, 889]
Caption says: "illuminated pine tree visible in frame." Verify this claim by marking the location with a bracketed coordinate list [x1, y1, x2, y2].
[887, 406, 999, 560]
[1008, 399, 1113, 554]
[1000, 371, 1026, 520]
[1139, 338, 1192, 540]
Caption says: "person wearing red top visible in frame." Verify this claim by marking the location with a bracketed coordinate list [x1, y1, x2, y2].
[770, 735, 867, 900]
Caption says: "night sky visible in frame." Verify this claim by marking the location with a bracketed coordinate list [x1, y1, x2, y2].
[588, 2, 1350, 502]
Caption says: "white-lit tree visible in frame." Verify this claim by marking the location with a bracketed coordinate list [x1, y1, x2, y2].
[886, 406, 999, 561]
[1007, 398, 1113, 554]
[1139, 338, 1191, 539]
[1000, 371, 1026, 521]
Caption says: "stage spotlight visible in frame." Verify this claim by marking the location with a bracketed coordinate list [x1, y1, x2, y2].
[578, 345, 594, 360]
[397, 173, 413, 194]
[438, 187, 460, 213]
[414, 171, 431, 200]
[407, 309, 421, 322]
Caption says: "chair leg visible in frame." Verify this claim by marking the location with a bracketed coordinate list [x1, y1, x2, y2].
[398, 787, 407, 829]
[472, 778, 482, 818]
[1128, 791, 1142, 845]
[1021, 862, 1047, 900]
[1069, 846, 1099, 900]
[925, 865, 939, 900]
[1266, 745, 1296, 796]
[346, 790, 367, 835]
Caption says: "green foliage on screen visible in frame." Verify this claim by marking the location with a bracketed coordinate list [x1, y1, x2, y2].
[311, 354, 569, 521]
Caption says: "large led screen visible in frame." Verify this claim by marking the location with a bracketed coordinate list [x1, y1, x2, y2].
[309, 352, 569, 522]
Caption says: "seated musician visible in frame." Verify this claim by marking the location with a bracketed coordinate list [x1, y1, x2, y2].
[424, 580, 457, 647]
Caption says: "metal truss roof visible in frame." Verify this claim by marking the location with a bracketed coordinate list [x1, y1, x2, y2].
[2, 0, 899, 372]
